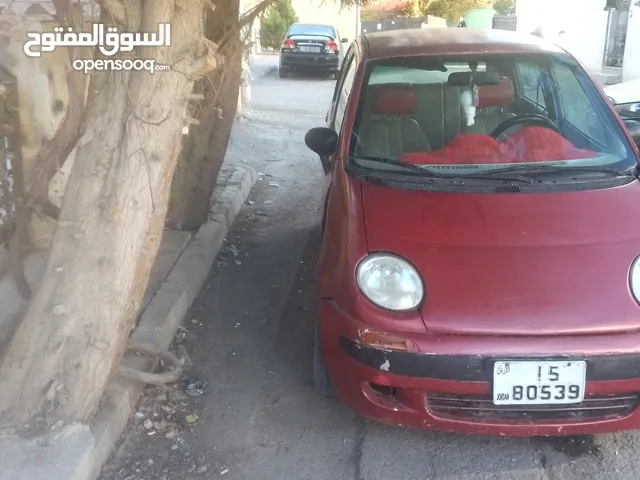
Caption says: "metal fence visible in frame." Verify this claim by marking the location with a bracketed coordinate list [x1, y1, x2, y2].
[492, 14, 518, 31]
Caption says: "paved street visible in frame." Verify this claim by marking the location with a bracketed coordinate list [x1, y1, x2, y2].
[100, 57, 640, 480]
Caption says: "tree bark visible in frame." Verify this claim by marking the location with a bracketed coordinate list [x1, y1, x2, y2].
[0, 0, 216, 429]
[165, 0, 242, 231]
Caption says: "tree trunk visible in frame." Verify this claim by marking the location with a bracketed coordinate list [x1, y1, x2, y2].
[0, 0, 217, 429]
[165, 0, 242, 231]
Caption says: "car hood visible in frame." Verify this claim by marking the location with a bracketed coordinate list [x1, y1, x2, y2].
[604, 79, 640, 105]
[361, 181, 640, 336]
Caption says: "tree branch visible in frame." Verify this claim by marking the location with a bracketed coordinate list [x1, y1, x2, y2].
[186, 38, 222, 80]
[7, 0, 90, 298]
[95, 0, 128, 27]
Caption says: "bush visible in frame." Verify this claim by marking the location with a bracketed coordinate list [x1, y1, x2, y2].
[260, 0, 299, 50]
[493, 0, 515, 15]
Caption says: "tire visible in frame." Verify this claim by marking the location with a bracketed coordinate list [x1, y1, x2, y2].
[313, 317, 334, 397]
[279, 67, 288, 78]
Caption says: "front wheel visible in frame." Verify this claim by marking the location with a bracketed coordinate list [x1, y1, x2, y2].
[313, 318, 334, 397]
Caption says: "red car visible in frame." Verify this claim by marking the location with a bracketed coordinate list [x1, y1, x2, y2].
[304, 28, 640, 436]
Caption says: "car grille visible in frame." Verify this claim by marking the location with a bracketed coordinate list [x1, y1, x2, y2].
[426, 393, 638, 422]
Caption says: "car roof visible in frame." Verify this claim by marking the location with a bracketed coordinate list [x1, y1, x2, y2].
[289, 23, 335, 28]
[361, 28, 566, 60]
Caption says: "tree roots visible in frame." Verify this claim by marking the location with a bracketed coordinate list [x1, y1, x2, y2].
[117, 343, 183, 386]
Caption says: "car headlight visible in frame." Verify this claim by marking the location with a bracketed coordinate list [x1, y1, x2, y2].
[356, 253, 423, 311]
[630, 255, 640, 304]
[615, 102, 640, 117]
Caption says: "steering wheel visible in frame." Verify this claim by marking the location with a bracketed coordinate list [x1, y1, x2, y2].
[490, 114, 561, 139]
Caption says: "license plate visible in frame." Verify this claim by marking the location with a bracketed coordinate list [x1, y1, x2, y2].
[493, 360, 586, 405]
[299, 46, 321, 53]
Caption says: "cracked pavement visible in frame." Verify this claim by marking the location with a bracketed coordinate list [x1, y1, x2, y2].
[99, 55, 640, 480]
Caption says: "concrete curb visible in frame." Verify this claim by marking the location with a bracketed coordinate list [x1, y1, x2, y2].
[249, 56, 277, 81]
[86, 164, 257, 480]
[259, 65, 277, 78]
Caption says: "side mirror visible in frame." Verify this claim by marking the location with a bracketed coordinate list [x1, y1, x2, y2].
[305, 127, 338, 174]
[341, 38, 349, 43]
[607, 96, 616, 104]
[624, 120, 640, 147]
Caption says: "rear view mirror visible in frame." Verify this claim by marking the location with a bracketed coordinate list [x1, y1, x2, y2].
[623, 120, 640, 147]
[341, 38, 349, 43]
[448, 71, 501, 86]
[305, 127, 338, 174]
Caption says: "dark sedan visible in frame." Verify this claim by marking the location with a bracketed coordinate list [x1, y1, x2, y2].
[279, 23, 348, 79]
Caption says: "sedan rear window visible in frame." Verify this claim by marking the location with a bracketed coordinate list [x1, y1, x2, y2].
[287, 24, 335, 38]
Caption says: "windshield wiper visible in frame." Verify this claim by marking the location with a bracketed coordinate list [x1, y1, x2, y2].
[471, 164, 637, 178]
[348, 155, 538, 183]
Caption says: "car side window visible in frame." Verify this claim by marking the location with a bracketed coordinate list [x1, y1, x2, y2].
[328, 48, 352, 119]
[515, 63, 549, 113]
[331, 53, 357, 135]
[552, 62, 607, 146]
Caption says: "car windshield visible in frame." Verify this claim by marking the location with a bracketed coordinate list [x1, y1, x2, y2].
[287, 24, 335, 38]
[349, 53, 636, 178]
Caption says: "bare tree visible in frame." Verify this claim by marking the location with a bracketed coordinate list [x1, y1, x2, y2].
[0, 0, 368, 433]
[0, 0, 220, 429]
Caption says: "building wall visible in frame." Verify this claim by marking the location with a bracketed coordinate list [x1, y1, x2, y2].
[424, 15, 447, 27]
[516, 0, 609, 73]
[291, 0, 359, 42]
[239, 0, 261, 54]
[463, 7, 496, 29]
[622, 5, 640, 81]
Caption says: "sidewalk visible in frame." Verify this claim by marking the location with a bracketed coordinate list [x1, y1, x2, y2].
[0, 162, 257, 480]
[248, 53, 278, 80]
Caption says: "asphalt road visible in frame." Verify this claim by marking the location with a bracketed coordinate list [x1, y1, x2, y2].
[100, 56, 640, 480]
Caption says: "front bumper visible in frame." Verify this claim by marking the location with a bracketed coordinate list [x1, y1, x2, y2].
[280, 52, 339, 71]
[319, 299, 640, 436]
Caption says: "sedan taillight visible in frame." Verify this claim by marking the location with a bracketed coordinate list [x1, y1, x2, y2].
[282, 38, 294, 49]
[326, 40, 337, 52]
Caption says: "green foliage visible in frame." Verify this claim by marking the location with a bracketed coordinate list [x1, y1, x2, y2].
[493, 0, 515, 15]
[361, 2, 417, 21]
[409, 0, 487, 22]
[259, 0, 299, 50]
[426, 0, 487, 21]
[360, 10, 383, 21]
[405, 0, 431, 17]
